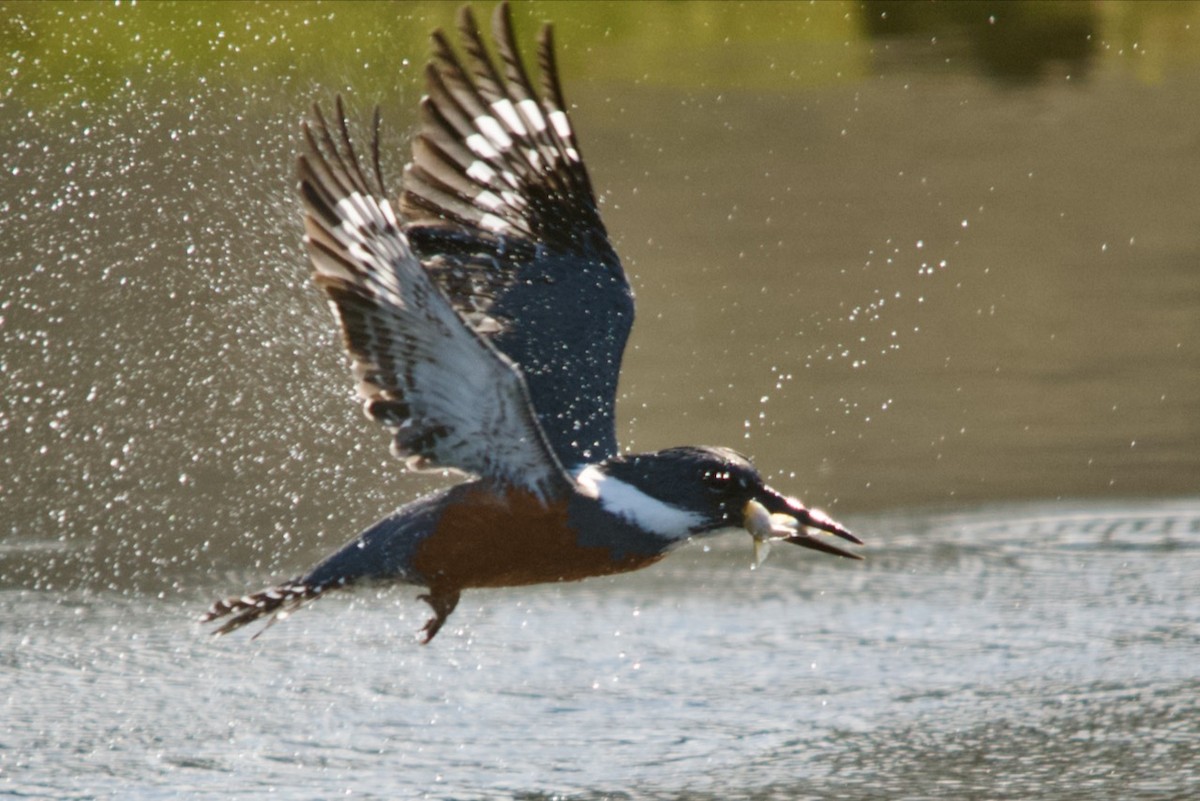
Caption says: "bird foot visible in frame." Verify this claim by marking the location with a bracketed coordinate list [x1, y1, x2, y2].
[417, 589, 461, 644]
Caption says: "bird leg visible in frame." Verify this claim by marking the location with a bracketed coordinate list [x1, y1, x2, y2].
[416, 588, 461, 644]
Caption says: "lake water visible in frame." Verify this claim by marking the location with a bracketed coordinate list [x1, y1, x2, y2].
[2, 2, 1199, 799]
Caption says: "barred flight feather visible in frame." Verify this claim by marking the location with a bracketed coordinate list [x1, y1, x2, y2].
[396, 2, 634, 468]
[298, 97, 570, 501]
[401, 4, 601, 256]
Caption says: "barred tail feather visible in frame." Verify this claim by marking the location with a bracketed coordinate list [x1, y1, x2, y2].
[201, 579, 345, 637]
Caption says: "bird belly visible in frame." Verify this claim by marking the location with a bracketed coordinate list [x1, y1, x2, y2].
[411, 487, 665, 589]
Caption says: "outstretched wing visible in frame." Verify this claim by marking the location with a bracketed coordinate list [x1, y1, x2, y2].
[400, 2, 634, 469]
[298, 100, 571, 502]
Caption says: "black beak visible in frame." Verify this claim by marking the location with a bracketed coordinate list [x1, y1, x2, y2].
[759, 487, 864, 560]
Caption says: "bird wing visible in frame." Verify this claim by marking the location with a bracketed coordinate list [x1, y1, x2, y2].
[298, 99, 571, 503]
[399, 2, 635, 469]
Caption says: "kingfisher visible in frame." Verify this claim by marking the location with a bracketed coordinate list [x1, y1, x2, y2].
[203, 2, 862, 644]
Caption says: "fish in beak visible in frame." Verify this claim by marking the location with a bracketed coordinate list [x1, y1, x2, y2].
[743, 490, 863, 567]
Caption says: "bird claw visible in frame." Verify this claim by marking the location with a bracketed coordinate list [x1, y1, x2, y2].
[417, 589, 460, 644]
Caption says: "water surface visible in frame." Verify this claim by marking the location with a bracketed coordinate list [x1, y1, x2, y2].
[5, 502, 1198, 799]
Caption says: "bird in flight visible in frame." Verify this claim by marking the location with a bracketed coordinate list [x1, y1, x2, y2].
[203, 2, 862, 643]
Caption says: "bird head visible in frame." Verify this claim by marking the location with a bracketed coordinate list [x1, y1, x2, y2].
[594, 445, 862, 563]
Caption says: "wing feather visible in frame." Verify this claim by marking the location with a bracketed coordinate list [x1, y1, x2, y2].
[298, 101, 571, 501]
[400, 2, 635, 467]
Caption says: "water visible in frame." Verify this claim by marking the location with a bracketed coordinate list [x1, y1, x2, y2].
[3, 3, 1199, 798]
[5, 502, 1198, 799]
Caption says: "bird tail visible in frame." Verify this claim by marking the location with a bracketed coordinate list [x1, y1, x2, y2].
[200, 578, 345, 638]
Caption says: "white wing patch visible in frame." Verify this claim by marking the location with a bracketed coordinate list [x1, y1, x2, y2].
[517, 98, 547, 133]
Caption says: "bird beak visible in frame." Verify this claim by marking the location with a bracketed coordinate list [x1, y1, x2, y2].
[742, 489, 863, 566]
